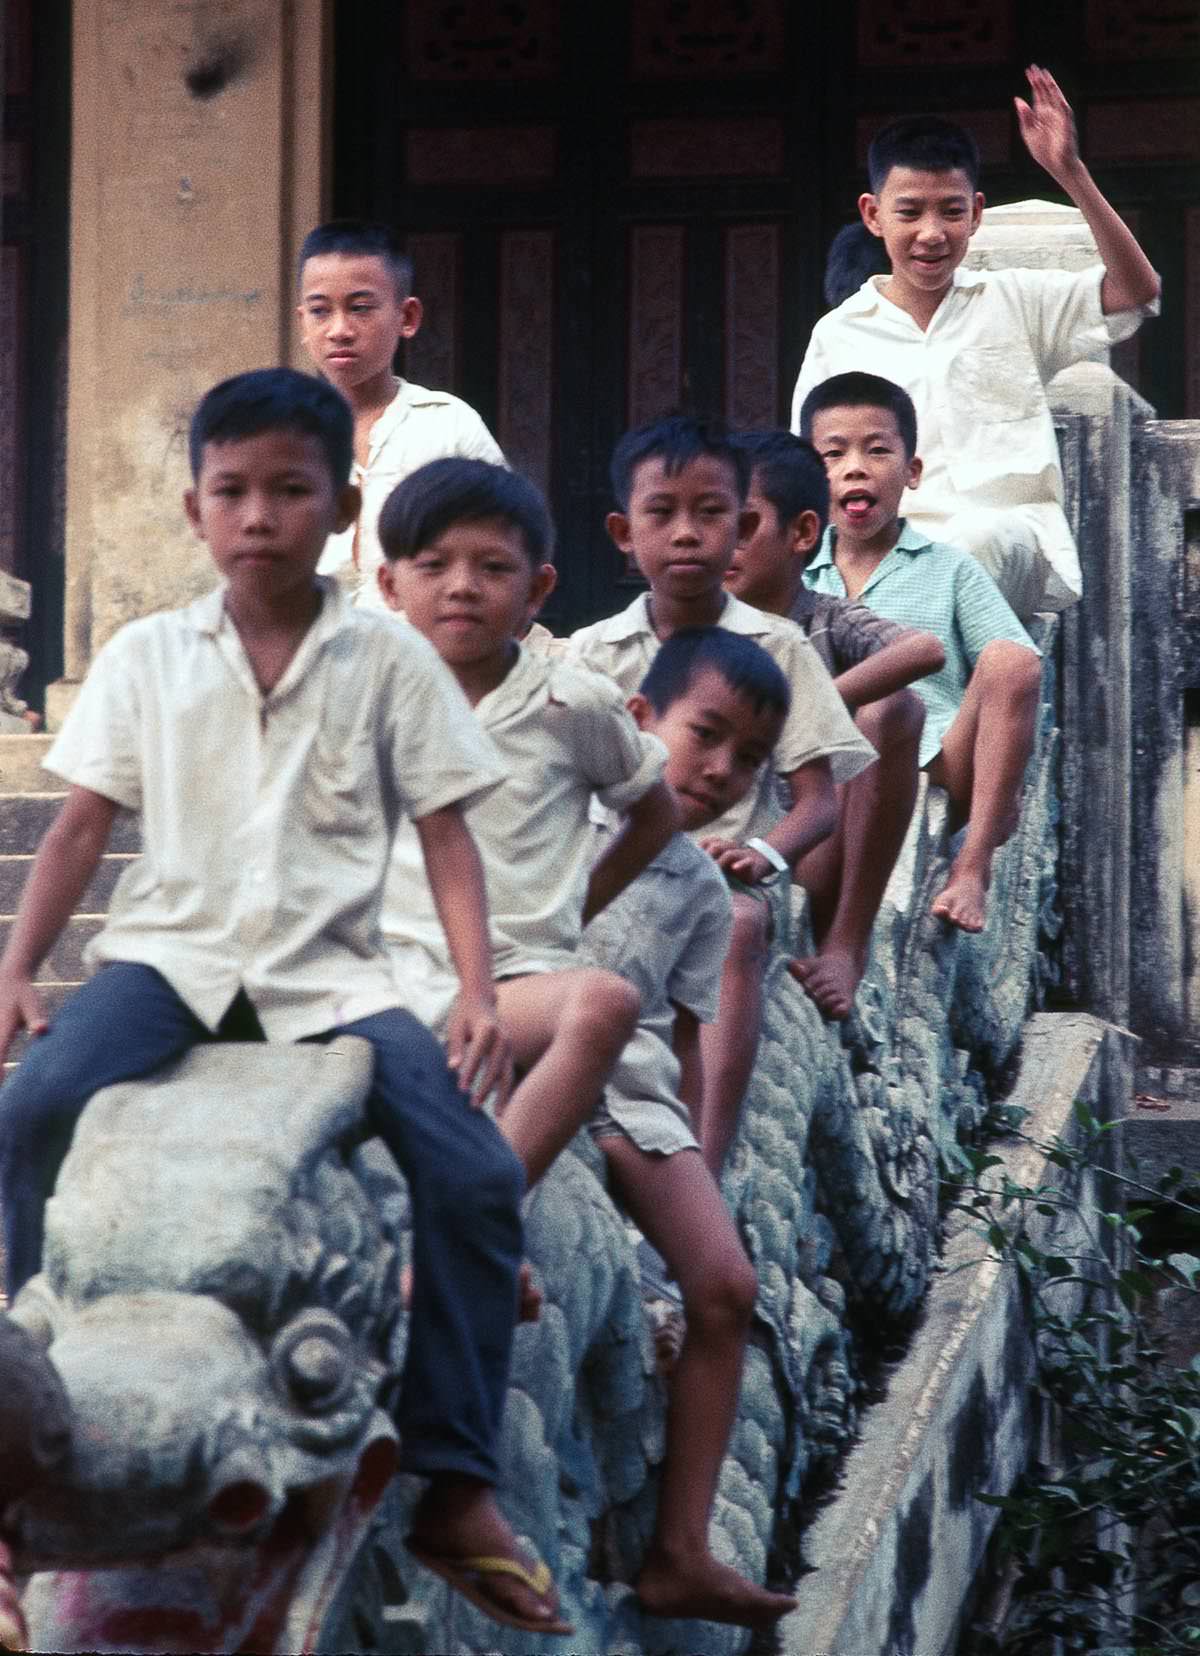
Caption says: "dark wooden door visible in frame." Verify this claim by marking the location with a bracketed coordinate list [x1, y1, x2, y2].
[331, 1, 823, 634]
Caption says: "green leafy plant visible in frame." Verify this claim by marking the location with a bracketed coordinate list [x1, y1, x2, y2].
[943, 1101, 1200, 1655]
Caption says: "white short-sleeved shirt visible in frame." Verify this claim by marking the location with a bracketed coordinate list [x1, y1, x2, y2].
[384, 644, 667, 1000]
[582, 831, 732, 1156]
[565, 591, 876, 843]
[317, 377, 504, 613]
[46, 580, 506, 1041]
[791, 265, 1157, 609]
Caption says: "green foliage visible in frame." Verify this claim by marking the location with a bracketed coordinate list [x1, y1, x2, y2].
[944, 1113, 1200, 1654]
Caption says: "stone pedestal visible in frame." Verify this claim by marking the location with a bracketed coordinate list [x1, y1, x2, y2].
[48, 0, 329, 729]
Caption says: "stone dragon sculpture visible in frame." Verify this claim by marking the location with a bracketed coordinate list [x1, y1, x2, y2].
[0, 642, 1057, 1653]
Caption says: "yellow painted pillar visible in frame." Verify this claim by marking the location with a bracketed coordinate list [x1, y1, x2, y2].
[50, 0, 329, 725]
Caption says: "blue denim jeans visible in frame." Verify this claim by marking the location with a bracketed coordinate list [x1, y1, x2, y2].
[0, 963, 524, 1482]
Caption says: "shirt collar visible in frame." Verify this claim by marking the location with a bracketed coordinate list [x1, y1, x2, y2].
[842, 263, 987, 317]
[189, 575, 349, 641]
[596, 589, 777, 643]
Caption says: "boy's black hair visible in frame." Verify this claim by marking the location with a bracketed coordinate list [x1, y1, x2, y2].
[824, 221, 890, 308]
[188, 367, 354, 485]
[640, 627, 790, 724]
[378, 456, 554, 567]
[735, 430, 830, 533]
[799, 371, 920, 462]
[866, 114, 981, 194]
[297, 219, 415, 301]
[609, 414, 750, 513]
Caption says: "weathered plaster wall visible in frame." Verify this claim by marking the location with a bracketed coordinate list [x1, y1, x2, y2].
[51, 0, 327, 726]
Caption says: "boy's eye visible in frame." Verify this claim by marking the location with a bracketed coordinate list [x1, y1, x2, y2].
[349, 301, 376, 313]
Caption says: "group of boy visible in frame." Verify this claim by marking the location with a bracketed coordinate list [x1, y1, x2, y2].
[0, 65, 1159, 1643]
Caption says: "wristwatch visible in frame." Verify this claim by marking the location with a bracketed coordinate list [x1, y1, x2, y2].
[745, 837, 789, 884]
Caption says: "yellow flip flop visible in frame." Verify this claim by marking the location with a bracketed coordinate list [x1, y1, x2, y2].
[407, 1538, 575, 1637]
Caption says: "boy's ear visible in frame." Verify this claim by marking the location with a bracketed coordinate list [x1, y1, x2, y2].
[398, 296, 423, 339]
[969, 192, 985, 234]
[606, 511, 633, 554]
[183, 487, 203, 538]
[736, 506, 760, 547]
[376, 559, 404, 612]
[335, 483, 362, 534]
[625, 691, 652, 731]
[859, 193, 884, 238]
[907, 455, 924, 492]
[524, 562, 557, 628]
[788, 509, 823, 557]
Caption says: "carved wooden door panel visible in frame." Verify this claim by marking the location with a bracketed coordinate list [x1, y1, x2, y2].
[332, 1, 809, 633]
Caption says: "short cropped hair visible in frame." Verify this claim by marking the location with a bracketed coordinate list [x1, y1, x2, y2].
[640, 627, 790, 724]
[188, 367, 353, 485]
[735, 430, 830, 533]
[798, 371, 920, 462]
[867, 114, 981, 194]
[824, 222, 890, 308]
[610, 414, 750, 513]
[297, 219, 415, 301]
[378, 456, 554, 567]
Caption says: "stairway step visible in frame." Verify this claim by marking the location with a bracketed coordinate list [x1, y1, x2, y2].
[0, 796, 140, 855]
[0, 920, 103, 983]
[0, 735, 55, 793]
[0, 855, 135, 912]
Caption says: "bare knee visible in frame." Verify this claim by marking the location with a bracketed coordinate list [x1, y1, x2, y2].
[856, 688, 925, 751]
[727, 892, 769, 966]
[563, 969, 640, 1054]
[973, 641, 1042, 708]
[682, 1248, 757, 1336]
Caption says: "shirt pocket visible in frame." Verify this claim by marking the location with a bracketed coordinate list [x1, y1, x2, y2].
[945, 343, 1042, 425]
[306, 721, 380, 837]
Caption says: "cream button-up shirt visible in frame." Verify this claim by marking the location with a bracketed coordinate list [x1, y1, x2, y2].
[565, 591, 876, 845]
[317, 377, 504, 613]
[45, 580, 506, 1041]
[791, 266, 1158, 608]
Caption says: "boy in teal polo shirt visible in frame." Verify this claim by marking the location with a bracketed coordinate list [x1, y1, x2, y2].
[799, 370, 1042, 935]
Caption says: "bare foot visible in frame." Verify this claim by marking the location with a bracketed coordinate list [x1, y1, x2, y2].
[409, 1477, 571, 1633]
[931, 863, 989, 932]
[401, 1260, 542, 1324]
[636, 1545, 797, 1631]
[787, 947, 865, 1020]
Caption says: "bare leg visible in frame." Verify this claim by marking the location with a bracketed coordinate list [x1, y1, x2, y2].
[791, 689, 923, 1018]
[602, 1138, 797, 1629]
[494, 968, 640, 1186]
[697, 893, 769, 1176]
[928, 641, 1041, 932]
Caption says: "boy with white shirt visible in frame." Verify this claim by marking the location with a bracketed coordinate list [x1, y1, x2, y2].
[297, 220, 503, 612]
[377, 457, 679, 1191]
[0, 369, 571, 1639]
[567, 415, 876, 1176]
[791, 69, 1160, 618]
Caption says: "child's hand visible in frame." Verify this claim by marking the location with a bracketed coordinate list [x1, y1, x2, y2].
[1015, 65, 1082, 183]
[698, 837, 775, 885]
[0, 971, 48, 1067]
[446, 994, 514, 1109]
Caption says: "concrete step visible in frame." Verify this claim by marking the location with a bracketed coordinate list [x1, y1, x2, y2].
[0, 796, 140, 855]
[0, 855, 136, 912]
[0, 919, 103, 983]
[0, 735, 55, 793]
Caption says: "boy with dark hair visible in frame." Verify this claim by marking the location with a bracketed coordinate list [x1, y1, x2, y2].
[580, 626, 797, 1631]
[297, 218, 503, 612]
[567, 414, 875, 1173]
[376, 456, 678, 1189]
[726, 429, 945, 1017]
[792, 69, 1160, 619]
[800, 371, 1043, 934]
[0, 369, 571, 1638]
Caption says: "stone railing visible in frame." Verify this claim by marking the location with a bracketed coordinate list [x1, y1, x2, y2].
[326, 649, 1061, 1654]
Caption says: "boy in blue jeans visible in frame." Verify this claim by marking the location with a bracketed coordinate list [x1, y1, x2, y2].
[0, 369, 570, 1637]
